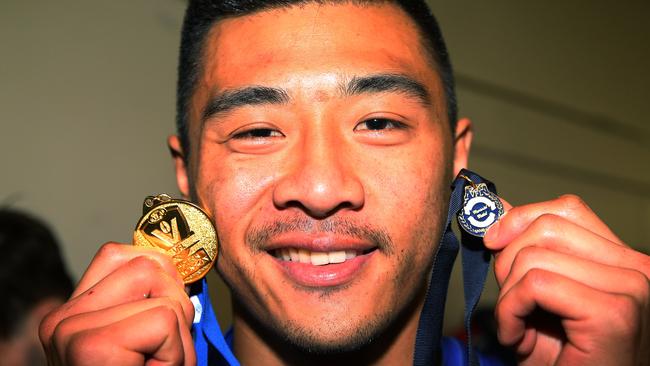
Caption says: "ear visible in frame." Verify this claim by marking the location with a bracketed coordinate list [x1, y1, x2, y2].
[452, 117, 473, 177]
[167, 135, 190, 199]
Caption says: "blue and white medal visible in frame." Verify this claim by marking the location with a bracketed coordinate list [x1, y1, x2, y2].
[456, 175, 504, 237]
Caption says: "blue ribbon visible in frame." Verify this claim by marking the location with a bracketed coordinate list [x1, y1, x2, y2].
[191, 278, 239, 366]
[414, 169, 496, 366]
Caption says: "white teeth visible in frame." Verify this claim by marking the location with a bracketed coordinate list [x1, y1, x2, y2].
[275, 248, 362, 265]
[289, 248, 300, 262]
[298, 249, 311, 263]
[310, 252, 329, 266]
[328, 251, 346, 264]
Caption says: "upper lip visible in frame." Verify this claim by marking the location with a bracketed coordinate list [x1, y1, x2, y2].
[262, 232, 377, 253]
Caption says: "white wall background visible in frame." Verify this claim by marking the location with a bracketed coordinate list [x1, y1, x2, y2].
[1, 0, 648, 332]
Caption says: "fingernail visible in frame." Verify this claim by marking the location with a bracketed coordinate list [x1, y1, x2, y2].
[484, 220, 500, 244]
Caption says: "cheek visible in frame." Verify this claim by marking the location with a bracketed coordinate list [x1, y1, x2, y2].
[197, 163, 277, 294]
[367, 144, 450, 279]
[194, 155, 277, 251]
[367, 145, 448, 226]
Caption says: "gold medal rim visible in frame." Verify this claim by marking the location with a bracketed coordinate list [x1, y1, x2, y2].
[133, 198, 218, 284]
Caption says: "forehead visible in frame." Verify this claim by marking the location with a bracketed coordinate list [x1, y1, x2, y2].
[192, 2, 443, 117]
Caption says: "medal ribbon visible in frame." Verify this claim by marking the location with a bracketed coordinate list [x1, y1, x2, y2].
[414, 169, 496, 366]
[191, 279, 239, 366]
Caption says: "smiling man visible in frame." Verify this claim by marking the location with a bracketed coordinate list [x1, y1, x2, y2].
[39, 1, 649, 365]
[172, 2, 457, 363]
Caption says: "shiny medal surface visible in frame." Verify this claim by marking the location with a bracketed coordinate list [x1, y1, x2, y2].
[133, 194, 218, 284]
[457, 177, 504, 237]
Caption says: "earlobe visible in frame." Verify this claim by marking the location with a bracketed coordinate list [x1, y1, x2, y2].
[167, 135, 190, 198]
[453, 118, 473, 177]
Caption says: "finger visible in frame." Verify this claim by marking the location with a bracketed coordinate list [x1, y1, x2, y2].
[484, 194, 624, 251]
[496, 269, 591, 347]
[73, 242, 184, 298]
[492, 214, 650, 283]
[74, 256, 194, 324]
[498, 246, 650, 310]
[51, 298, 195, 366]
[41, 256, 194, 345]
[61, 306, 194, 366]
[496, 269, 640, 365]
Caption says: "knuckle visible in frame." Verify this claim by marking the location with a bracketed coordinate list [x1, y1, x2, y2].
[179, 296, 195, 324]
[496, 247, 545, 285]
[52, 317, 74, 342]
[96, 242, 123, 259]
[513, 246, 542, 267]
[607, 294, 642, 337]
[493, 254, 509, 283]
[51, 318, 76, 356]
[152, 304, 181, 329]
[160, 296, 185, 319]
[531, 214, 561, 239]
[128, 255, 164, 277]
[534, 213, 559, 227]
[637, 253, 650, 278]
[39, 307, 63, 345]
[627, 270, 650, 307]
[521, 268, 547, 291]
[39, 313, 55, 342]
[558, 194, 590, 213]
[129, 253, 180, 284]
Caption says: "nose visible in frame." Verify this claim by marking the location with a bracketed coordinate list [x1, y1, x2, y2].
[273, 133, 365, 218]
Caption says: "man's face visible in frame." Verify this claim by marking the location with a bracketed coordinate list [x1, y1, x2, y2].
[172, 2, 469, 351]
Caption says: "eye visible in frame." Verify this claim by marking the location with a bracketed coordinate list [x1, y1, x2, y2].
[231, 128, 284, 139]
[354, 118, 406, 131]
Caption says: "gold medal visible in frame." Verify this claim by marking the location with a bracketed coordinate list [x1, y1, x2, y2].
[133, 194, 218, 284]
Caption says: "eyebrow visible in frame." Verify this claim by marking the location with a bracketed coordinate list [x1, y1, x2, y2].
[202, 86, 290, 122]
[344, 73, 431, 106]
[201, 73, 430, 123]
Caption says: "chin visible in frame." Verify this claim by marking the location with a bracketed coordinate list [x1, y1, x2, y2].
[234, 289, 400, 356]
[275, 312, 392, 355]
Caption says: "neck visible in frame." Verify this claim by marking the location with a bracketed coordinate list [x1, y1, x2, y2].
[231, 289, 428, 366]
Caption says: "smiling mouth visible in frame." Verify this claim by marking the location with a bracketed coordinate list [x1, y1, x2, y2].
[270, 248, 377, 266]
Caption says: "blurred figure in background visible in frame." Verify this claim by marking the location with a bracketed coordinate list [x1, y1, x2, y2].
[0, 209, 74, 366]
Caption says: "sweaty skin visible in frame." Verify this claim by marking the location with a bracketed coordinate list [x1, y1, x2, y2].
[39, 2, 649, 366]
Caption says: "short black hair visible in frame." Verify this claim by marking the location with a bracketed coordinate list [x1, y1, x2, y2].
[176, 0, 457, 158]
[0, 209, 74, 340]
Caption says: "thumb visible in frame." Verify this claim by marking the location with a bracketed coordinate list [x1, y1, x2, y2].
[483, 197, 512, 251]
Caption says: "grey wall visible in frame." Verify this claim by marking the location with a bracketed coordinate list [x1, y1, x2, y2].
[1, 1, 648, 333]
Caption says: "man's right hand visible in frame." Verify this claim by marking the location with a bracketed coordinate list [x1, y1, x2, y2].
[39, 243, 197, 366]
